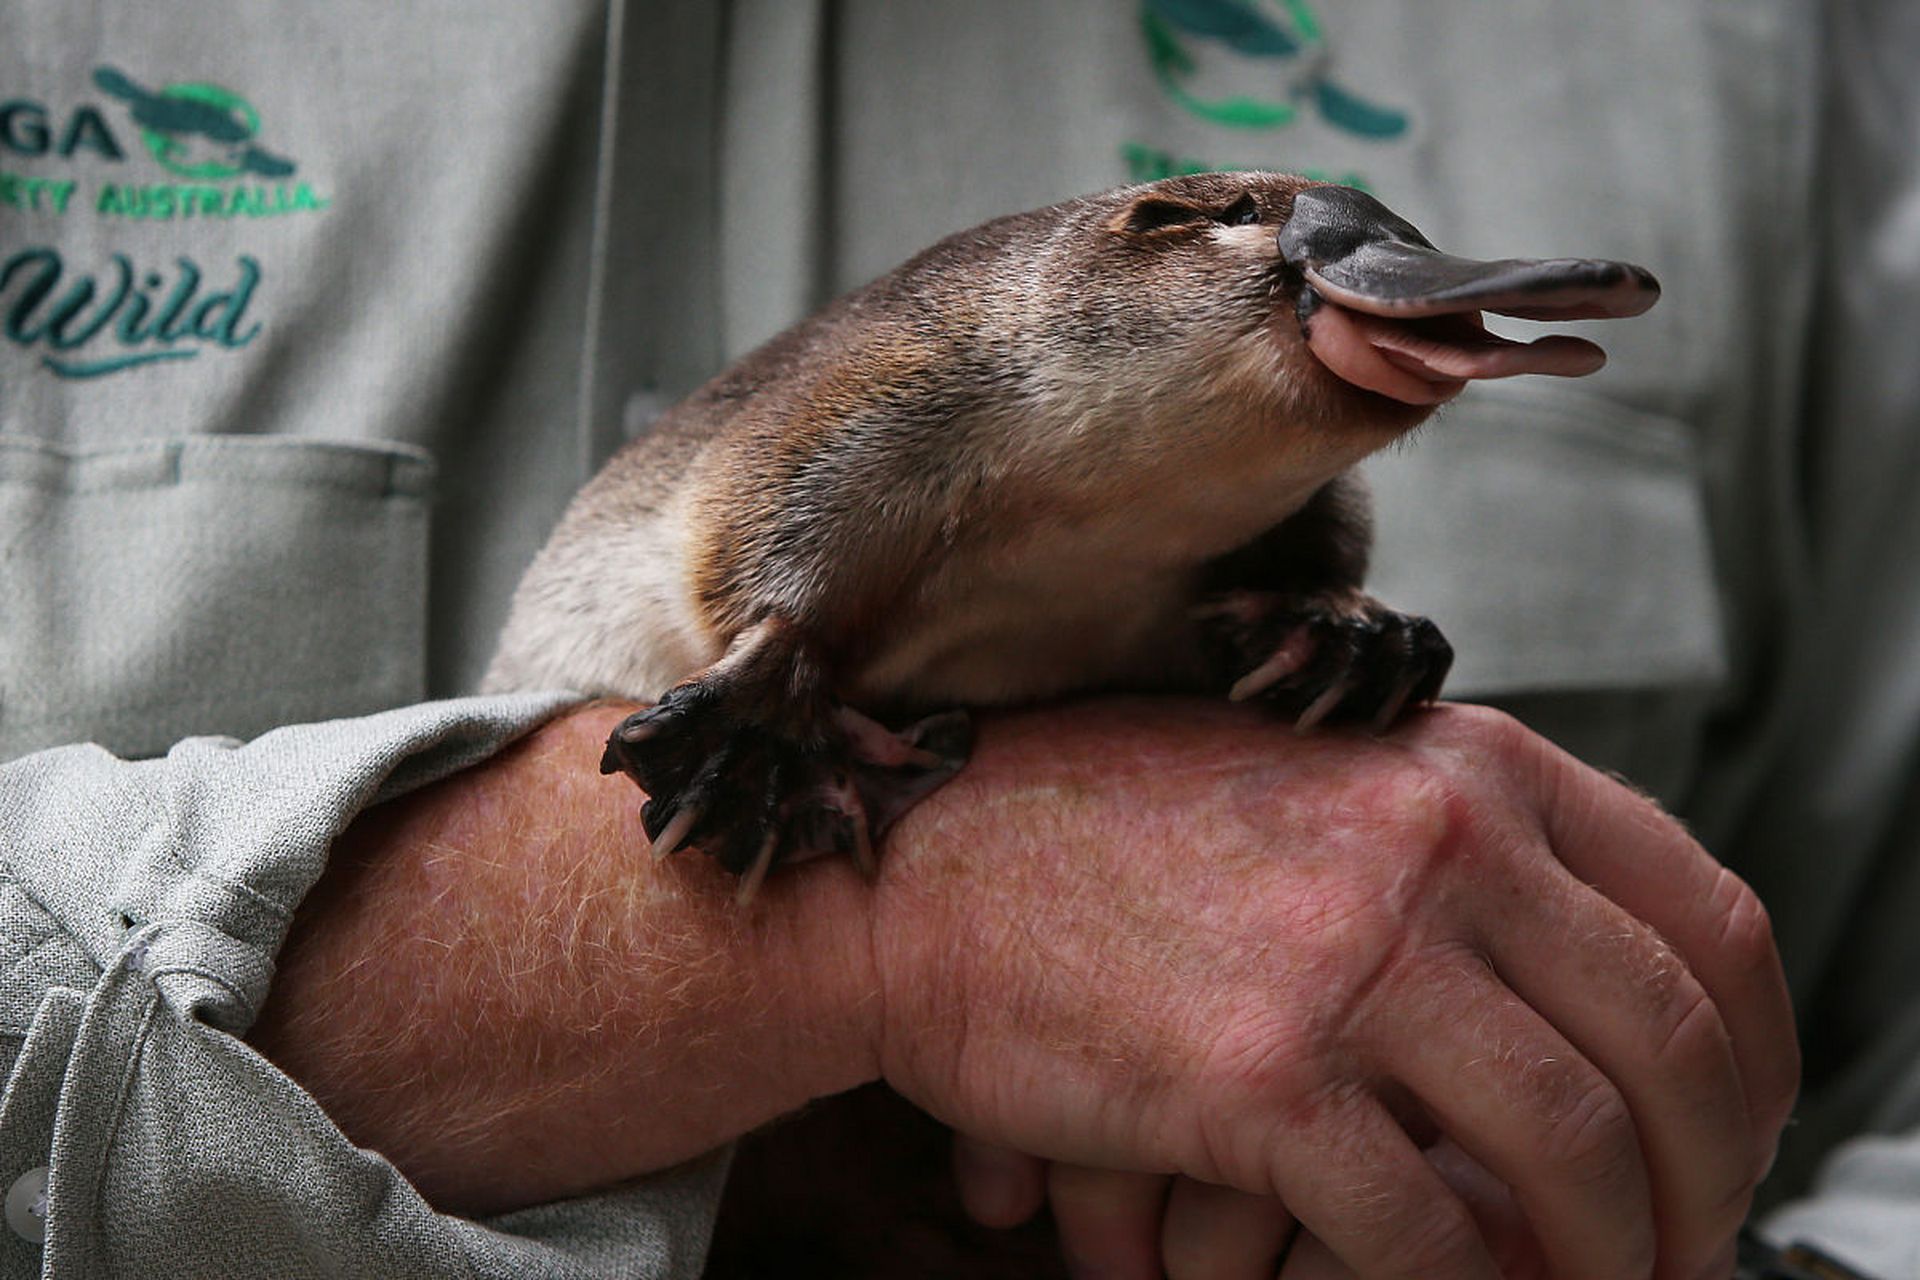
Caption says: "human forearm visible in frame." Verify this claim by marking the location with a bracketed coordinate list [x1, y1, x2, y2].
[248, 701, 884, 1216]
[252, 694, 1794, 1279]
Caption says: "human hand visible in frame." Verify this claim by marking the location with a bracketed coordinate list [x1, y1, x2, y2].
[953, 1137, 1298, 1279]
[873, 698, 1795, 1280]
[948, 1138, 1558, 1280]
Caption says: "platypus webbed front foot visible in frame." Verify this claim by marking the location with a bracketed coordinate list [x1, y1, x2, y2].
[1196, 589, 1453, 730]
[598, 620, 972, 902]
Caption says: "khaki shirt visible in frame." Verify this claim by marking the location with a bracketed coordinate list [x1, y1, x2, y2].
[3, 0, 1915, 1274]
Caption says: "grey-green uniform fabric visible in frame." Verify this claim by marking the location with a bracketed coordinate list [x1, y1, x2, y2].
[3, 0, 1918, 1275]
[0, 695, 727, 1277]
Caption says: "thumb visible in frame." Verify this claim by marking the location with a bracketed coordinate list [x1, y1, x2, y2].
[952, 1133, 1049, 1229]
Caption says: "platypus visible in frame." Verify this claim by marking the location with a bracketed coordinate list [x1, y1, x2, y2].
[485, 172, 1658, 900]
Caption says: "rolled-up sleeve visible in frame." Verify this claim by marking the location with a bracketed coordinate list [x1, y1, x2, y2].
[0, 695, 727, 1279]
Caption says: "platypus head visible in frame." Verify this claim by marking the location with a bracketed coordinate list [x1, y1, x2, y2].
[1275, 181, 1658, 405]
[1040, 171, 1658, 459]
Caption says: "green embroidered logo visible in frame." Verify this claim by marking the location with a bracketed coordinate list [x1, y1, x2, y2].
[94, 68, 298, 180]
[2, 249, 262, 379]
[1121, 0, 1410, 189]
[1141, 0, 1408, 138]
[0, 66, 325, 379]
[0, 66, 330, 225]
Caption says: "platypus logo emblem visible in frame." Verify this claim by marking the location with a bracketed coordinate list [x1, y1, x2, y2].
[92, 66, 296, 180]
[1141, 0, 1409, 139]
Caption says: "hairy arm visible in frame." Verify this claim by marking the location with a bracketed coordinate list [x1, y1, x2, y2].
[253, 697, 1794, 1280]
[248, 701, 883, 1216]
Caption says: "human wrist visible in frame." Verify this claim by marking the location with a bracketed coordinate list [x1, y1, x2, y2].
[473, 702, 888, 1102]
[744, 824, 891, 1103]
[445, 702, 894, 1167]
[251, 700, 886, 1212]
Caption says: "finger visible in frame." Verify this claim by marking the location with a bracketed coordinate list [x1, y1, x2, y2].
[1048, 1165, 1169, 1280]
[1499, 716, 1799, 1150]
[1376, 944, 1654, 1280]
[1280, 1232, 1356, 1280]
[1267, 1088, 1501, 1280]
[951, 1134, 1047, 1228]
[1161, 1177, 1297, 1280]
[1478, 865, 1755, 1278]
[1424, 1139, 1545, 1276]
[1286, 1143, 1542, 1280]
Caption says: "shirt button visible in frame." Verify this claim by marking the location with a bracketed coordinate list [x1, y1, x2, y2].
[5, 1166, 48, 1243]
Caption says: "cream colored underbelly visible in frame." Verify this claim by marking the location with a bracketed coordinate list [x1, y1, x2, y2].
[845, 466, 1327, 708]
[847, 553, 1205, 707]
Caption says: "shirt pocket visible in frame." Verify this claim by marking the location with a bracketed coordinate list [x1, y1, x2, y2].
[0, 435, 432, 762]
[1359, 383, 1726, 800]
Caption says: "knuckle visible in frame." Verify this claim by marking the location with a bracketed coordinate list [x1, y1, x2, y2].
[1596, 919, 1731, 1073]
[1575, 1205, 1659, 1280]
[1641, 987, 1770, 1219]
[1616, 1224, 1660, 1280]
[1340, 731, 1529, 888]
[1646, 981, 1728, 1076]
[1358, 760, 1482, 868]
[1709, 1169, 1760, 1222]
[1707, 866, 1779, 975]
[1434, 701, 1533, 765]
[1538, 1070, 1640, 1188]
[1636, 934, 1694, 1016]
[1701, 866, 1802, 1127]
[1198, 1009, 1331, 1116]
[1379, 1194, 1488, 1279]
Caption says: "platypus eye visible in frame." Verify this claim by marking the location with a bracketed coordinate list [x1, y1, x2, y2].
[1114, 196, 1211, 235]
[1218, 194, 1261, 226]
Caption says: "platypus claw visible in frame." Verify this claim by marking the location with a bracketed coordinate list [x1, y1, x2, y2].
[1200, 589, 1453, 730]
[601, 680, 972, 891]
